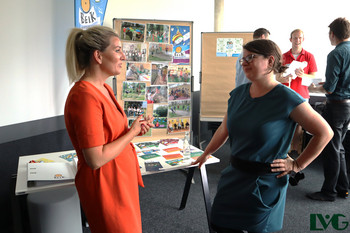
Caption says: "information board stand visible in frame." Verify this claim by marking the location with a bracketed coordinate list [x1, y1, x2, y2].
[112, 18, 194, 144]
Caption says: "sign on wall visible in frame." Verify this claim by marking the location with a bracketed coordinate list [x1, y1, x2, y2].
[75, 0, 108, 29]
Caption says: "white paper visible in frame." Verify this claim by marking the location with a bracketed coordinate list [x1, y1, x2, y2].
[284, 60, 308, 80]
[27, 162, 76, 181]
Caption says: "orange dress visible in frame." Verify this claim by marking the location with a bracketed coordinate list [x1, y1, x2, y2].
[64, 81, 144, 233]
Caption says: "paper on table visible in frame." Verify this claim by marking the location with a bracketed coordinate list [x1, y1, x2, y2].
[27, 162, 76, 182]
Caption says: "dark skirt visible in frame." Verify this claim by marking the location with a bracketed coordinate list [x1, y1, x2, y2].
[211, 165, 288, 233]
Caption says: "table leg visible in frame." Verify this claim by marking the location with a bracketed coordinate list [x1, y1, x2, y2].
[199, 164, 214, 233]
[179, 167, 195, 210]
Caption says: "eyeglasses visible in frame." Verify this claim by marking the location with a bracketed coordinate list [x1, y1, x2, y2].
[239, 54, 258, 65]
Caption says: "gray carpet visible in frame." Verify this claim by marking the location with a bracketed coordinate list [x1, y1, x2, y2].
[81, 136, 349, 233]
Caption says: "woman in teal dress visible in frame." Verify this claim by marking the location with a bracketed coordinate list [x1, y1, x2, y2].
[193, 40, 333, 233]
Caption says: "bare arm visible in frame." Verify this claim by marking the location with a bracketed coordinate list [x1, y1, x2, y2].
[276, 74, 292, 83]
[192, 113, 229, 168]
[296, 69, 316, 80]
[308, 82, 331, 94]
[83, 115, 154, 169]
[271, 102, 333, 177]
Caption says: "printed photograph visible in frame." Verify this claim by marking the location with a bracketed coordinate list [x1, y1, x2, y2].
[151, 63, 168, 85]
[123, 42, 147, 62]
[121, 21, 145, 42]
[146, 24, 170, 43]
[153, 104, 168, 118]
[126, 63, 151, 82]
[122, 81, 146, 101]
[168, 83, 191, 101]
[168, 100, 191, 118]
[146, 86, 168, 104]
[153, 117, 167, 129]
[148, 43, 173, 62]
[124, 101, 147, 118]
[167, 117, 190, 134]
[167, 65, 191, 83]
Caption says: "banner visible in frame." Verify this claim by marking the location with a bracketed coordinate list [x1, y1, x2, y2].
[75, 0, 108, 29]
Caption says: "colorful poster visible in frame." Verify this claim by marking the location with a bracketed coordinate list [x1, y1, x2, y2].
[216, 38, 243, 57]
[75, 0, 108, 29]
[170, 26, 190, 64]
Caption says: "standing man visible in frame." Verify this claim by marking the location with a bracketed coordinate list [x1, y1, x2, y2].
[308, 17, 350, 201]
[278, 29, 318, 157]
[235, 28, 270, 87]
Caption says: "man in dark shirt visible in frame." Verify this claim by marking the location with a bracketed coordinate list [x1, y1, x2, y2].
[308, 17, 350, 201]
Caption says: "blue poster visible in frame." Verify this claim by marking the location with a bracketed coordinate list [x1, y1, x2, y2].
[75, 0, 108, 29]
[170, 26, 190, 65]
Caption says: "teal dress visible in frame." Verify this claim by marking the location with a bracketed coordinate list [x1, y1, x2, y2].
[211, 83, 304, 232]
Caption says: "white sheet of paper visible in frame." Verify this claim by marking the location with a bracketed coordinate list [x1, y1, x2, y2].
[284, 60, 308, 79]
[301, 77, 312, 86]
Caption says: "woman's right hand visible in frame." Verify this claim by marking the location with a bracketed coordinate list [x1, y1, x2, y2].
[130, 115, 155, 137]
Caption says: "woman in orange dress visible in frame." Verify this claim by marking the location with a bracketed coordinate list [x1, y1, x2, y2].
[64, 26, 154, 233]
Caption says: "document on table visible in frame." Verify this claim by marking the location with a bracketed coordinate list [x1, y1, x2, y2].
[27, 162, 76, 187]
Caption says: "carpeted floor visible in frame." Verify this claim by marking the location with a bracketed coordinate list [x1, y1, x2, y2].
[82, 137, 349, 233]
[138, 140, 349, 233]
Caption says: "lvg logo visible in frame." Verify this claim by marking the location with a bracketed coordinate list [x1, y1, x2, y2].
[310, 214, 349, 231]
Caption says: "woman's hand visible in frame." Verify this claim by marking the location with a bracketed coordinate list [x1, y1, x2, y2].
[271, 155, 298, 178]
[130, 115, 155, 136]
[191, 153, 210, 168]
[140, 115, 155, 136]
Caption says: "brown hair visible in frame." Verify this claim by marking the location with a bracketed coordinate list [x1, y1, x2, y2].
[243, 39, 288, 74]
[329, 17, 350, 40]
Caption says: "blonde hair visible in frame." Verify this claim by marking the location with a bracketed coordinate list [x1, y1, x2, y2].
[65, 26, 119, 84]
[290, 29, 304, 39]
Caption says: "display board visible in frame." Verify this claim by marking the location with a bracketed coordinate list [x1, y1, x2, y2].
[113, 18, 193, 143]
[200, 32, 253, 121]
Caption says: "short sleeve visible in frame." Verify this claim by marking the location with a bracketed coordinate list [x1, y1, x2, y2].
[67, 91, 105, 149]
[307, 53, 318, 73]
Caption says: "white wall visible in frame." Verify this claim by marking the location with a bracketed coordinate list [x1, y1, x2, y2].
[0, 0, 73, 127]
[0, 0, 214, 128]
[223, 0, 350, 81]
[3, 0, 348, 128]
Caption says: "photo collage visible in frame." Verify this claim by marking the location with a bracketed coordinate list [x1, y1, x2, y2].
[119, 21, 192, 136]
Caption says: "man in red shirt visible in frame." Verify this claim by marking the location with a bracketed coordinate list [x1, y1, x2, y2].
[278, 29, 318, 156]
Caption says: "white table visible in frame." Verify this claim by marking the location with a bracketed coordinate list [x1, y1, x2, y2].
[15, 142, 219, 233]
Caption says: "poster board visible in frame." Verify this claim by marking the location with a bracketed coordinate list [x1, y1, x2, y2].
[200, 32, 253, 121]
[113, 18, 193, 143]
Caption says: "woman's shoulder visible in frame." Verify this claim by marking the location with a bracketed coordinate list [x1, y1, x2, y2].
[67, 81, 102, 103]
[229, 83, 250, 96]
[274, 84, 305, 104]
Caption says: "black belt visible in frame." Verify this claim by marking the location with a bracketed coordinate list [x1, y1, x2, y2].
[327, 99, 350, 104]
[230, 157, 275, 175]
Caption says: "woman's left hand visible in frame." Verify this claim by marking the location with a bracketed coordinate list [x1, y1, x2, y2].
[270, 155, 295, 178]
